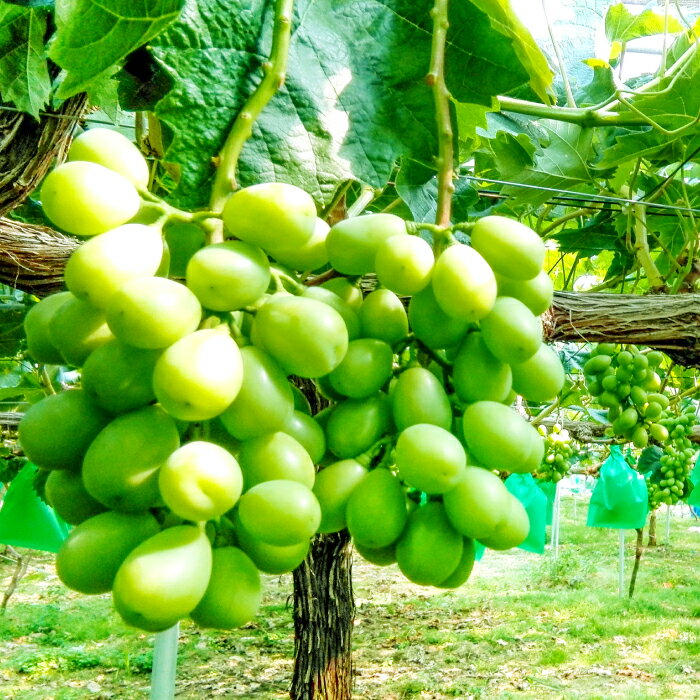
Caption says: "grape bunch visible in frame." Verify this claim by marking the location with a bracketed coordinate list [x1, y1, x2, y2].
[535, 424, 574, 482]
[647, 408, 697, 508]
[584, 344, 669, 447]
[19, 127, 564, 631]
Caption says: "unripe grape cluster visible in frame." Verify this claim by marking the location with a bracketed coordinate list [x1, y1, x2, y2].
[584, 344, 669, 447]
[19, 128, 564, 631]
[648, 408, 697, 508]
[535, 424, 573, 482]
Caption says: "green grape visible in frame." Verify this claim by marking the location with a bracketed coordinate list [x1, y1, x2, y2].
[40, 161, 141, 236]
[326, 213, 406, 275]
[480, 296, 542, 365]
[113, 525, 212, 632]
[158, 441, 243, 521]
[494, 269, 553, 316]
[478, 495, 530, 550]
[374, 234, 434, 295]
[325, 392, 392, 459]
[18, 390, 110, 471]
[443, 466, 512, 540]
[220, 346, 294, 441]
[152, 329, 243, 421]
[534, 426, 573, 482]
[238, 432, 315, 490]
[354, 541, 397, 566]
[302, 286, 360, 339]
[190, 547, 261, 629]
[510, 344, 565, 403]
[408, 283, 469, 349]
[222, 182, 317, 251]
[452, 331, 512, 404]
[56, 511, 160, 594]
[23, 292, 72, 364]
[45, 470, 107, 525]
[313, 459, 368, 533]
[82, 405, 180, 512]
[253, 295, 348, 378]
[186, 241, 271, 311]
[431, 244, 497, 322]
[346, 468, 408, 549]
[395, 502, 463, 586]
[82, 340, 161, 414]
[462, 401, 544, 473]
[470, 216, 545, 280]
[358, 289, 409, 345]
[436, 538, 476, 589]
[327, 338, 393, 398]
[280, 411, 327, 464]
[268, 217, 330, 271]
[395, 424, 466, 494]
[237, 480, 321, 546]
[106, 277, 202, 349]
[49, 294, 114, 366]
[584, 355, 612, 374]
[320, 277, 364, 311]
[68, 127, 149, 188]
[391, 366, 452, 431]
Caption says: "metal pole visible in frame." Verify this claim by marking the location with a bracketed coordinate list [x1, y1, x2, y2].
[150, 623, 179, 700]
[618, 530, 625, 597]
[666, 504, 671, 544]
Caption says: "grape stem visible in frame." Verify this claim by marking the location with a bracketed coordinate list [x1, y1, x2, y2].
[427, 0, 454, 229]
[207, 0, 295, 224]
[270, 267, 305, 294]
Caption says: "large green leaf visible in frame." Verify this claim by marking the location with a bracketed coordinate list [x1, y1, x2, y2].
[146, 0, 542, 209]
[0, 3, 51, 116]
[51, 0, 185, 98]
[605, 3, 683, 44]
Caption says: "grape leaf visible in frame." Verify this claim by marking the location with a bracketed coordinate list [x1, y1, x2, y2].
[0, 4, 51, 116]
[51, 0, 185, 99]
[4, 0, 53, 6]
[574, 59, 616, 107]
[605, 3, 683, 44]
[637, 445, 663, 475]
[146, 0, 548, 209]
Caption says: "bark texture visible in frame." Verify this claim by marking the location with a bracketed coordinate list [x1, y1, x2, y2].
[648, 511, 658, 546]
[0, 95, 86, 217]
[291, 531, 354, 700]
[544, 291, 700, 367]
[537, 417, 700, 444]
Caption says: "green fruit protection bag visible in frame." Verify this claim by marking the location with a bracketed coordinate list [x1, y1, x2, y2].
[505, 473, 547, 554]
[686, 454, 700, 507]
[535, 479, 557, 526]
[586, 446, 649, 529]
[0, 463, 70, 552]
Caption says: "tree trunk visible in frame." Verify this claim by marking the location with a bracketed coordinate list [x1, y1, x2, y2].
[628, 527, 645, 599]
[291, 531, 354, 700]
[648, 511, 657, 546]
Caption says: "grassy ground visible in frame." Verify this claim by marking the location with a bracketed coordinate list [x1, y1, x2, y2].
[0, 496, 699, 699]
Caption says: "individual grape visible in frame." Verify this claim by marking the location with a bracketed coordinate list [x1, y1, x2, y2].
[325, 392, 392, 459]
[436, 538, 476, 589]
[18, 390, 110, 471]
[452, 331, 512, 404]
[395, 424, 466, 494]
[354, 541, 397, 566]
[326, 213, 406, 275]
[408, 283, 469, 349]
[185, 241, 271, 311]
[327, 338, 393, 398]
[238, 432, 315, 490]
[374, 234, 434, 295]
[56, 511, 160, 594]
[23, 292, 72, 364]
[358, 289, 409, 345]
[190, 547, 262, 629]
[40, 161, 141, 236]
[280, 411, 327, 464]
[113, 525, 212, 632]
[494, 269, 553, 316]
[431, 244, 497, 322]
[320, 277, 364, 311]
[510, 344, 565, 403]
[68, 127, 150, 188]
[222, 182, 317, 251]
[480, 296, 542, 365]
[470, 216, 545, 280]
[391, 366, 452, 431]
[478, 495, 530, 550]
[395, 502, 463, 586]
[313, 459, 369, 533]
[252, 295, 348, 378]
[269, 218, 330, 271]
[82, 405, 180, 512]
[152, 329, 243, 421]
[302, 286, 360, 339]
[159, 441, 243, 521]
[45, 470, 107, 525]
[106, 277, 202, 349]
[237, 480, 321, 546]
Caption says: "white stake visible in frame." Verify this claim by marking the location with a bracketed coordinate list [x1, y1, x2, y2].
[552, 481, 561, 559]
[150, 623, 180, 700]
[666, 504, 671, 544]
[618, 530, 625, 597]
